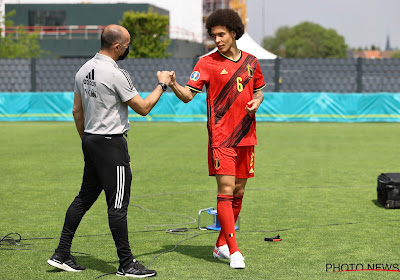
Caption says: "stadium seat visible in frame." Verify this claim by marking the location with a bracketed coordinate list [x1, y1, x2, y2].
[1, 57, 400, 93]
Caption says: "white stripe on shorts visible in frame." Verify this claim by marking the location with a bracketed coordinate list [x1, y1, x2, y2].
[115, 166, 125, 209]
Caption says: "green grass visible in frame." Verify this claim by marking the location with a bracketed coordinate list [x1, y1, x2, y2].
[1, 121, 400, 279]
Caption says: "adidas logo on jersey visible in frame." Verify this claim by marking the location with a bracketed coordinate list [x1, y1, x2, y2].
[86, 68, 94, 80]
[83, 69, 97, 87]
[220, 69, 228, 75]
[82, 68, 97, 98]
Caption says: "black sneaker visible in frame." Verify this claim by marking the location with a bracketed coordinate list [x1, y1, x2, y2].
[47, 253, 86, 272]
[116, 259, 156, 278]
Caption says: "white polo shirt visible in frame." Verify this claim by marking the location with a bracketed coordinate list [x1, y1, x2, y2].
[74, 53, 138, 135]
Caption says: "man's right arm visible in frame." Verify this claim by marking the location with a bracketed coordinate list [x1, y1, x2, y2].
[72, 92, 85, 139]
[125, 71, 170, 116]
[169, 71, 197, 103]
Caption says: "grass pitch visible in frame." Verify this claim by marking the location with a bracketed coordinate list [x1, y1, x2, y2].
[1, 121, 400, 279]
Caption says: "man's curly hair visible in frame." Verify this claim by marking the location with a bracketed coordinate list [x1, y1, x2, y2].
[206, 9, 245, 40]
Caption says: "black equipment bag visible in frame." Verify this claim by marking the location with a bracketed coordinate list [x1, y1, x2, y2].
[377, 173, 400, 209]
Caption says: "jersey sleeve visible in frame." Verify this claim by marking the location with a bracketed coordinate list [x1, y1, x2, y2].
[74, 72, 82, 95]
[186, 58, 209, 92]
[114, 68, 139, 102]
[253, 59, 266, 92]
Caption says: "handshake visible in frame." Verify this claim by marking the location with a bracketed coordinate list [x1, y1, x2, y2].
[157, 71, 176, 89]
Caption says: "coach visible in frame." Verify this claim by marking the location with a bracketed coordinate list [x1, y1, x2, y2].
[47, 24, 170, 278]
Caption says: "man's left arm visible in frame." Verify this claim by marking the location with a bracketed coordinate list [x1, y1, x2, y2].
[245, 91, 264, 115]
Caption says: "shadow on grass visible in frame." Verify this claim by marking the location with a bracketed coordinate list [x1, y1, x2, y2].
[172, 244, 226, 263]
[136, 244, 227, 264]
[371, 199, 385, 208]
[46, 255, 118, 274]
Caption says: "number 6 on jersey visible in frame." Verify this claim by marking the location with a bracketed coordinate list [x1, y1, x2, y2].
[237, 77, 243, 92]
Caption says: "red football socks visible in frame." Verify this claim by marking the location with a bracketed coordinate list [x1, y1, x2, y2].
[215, 194, 241, 254]
[232, 194, 243, 221]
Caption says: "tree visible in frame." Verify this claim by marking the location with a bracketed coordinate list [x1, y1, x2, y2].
[285, 22, 347, 58]
[262, 26, 291, 57]
[390, 50, 400, 59]
[121, 8, 170, 58]
[0, 10, 45, 58]
[370, 45, 380, 51]
[263, 21, 347, 58]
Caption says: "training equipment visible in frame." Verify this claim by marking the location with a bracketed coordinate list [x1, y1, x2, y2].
[116, 259, 157, 278]
[264, 235, 282, 242]
[230, 251, 245, 269]
[377, 173, 400, 208]
[47, 253, 86, 272]
[198, 207, 240, 230]
[213, 244, 230, 259]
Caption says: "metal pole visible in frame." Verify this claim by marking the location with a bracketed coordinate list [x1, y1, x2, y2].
[274, 57, 281, 92]
[30, 58, 37, 92]
[356, 57, 363, 93]
[262, 0, 265, 39]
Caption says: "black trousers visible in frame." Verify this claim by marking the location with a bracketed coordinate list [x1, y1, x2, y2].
[56, 133, 134, 267]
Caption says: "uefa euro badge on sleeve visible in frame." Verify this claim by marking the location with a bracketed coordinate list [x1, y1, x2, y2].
[190, 71, 200, 81]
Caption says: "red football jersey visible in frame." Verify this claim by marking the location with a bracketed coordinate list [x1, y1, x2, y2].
[187, 50, 265, 147]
